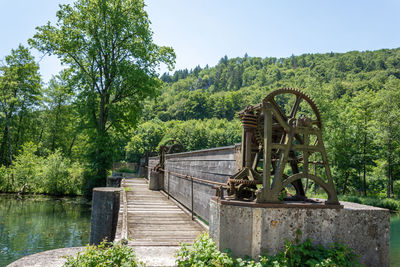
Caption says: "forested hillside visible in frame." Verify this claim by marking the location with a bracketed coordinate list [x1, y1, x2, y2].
[127, 48, 400, 198]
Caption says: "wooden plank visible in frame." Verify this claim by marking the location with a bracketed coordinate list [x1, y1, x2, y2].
[115, 178, 204, 247]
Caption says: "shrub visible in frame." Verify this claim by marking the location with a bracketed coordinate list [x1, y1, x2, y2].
[116, 167, 136, 173]
[41, 150, 71, 195]
[176, 232, 361, 267]
[175, 233, 234, 266]
[340, 195, 400, 211]
[12, 142, 42, 192]
[0, 142, 86, 195]
[64, 241, 142, 267]
[380, 198, 400, 211]
[0, 165, 10, 191]
[259, 230, 361, 267]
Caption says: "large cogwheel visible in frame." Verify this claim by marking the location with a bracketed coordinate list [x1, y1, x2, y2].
[262, 88, 322, 129]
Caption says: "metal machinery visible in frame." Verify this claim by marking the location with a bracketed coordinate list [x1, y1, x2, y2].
[227, 88, 339, 205]
[154, 139, 185, 172]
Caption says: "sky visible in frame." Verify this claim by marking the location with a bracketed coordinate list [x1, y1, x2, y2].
[0, 0, 399, 83]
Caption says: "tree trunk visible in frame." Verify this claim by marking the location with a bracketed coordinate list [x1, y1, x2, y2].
[0, 125, 8, 165]
[342, 171, 350, 195]
[5, 111, 13, 185]
[68, 135, 77, 157]
[362, 131, 367, 196]
[5, 111, 12, 166]
[387, 122, 392, 198]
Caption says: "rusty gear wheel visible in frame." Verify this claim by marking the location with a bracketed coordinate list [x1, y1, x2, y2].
[263, 88, 322, 129]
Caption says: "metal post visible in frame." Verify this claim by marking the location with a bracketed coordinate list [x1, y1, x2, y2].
[167, 172, 170, 199]
[191, 177, 194, 220]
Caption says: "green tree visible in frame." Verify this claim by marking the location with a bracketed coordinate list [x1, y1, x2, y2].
[0, 45, 41, 169]
[30, 0, 175, 190]
[43, 71, 76, 153]
[374, 78, 400, 197]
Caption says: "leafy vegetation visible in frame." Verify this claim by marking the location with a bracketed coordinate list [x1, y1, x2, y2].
[64, 241, 142, 267]
[0, 142, 84, 195]
[0, 0, 173, 196]
[340, 195, 400, 211]
[175, 233, 234, 266]
[175, 233, 361, 267]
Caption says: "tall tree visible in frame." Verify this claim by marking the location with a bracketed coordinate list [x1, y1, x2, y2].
[42, 71, 77, 154]
[0, 45, 41, 167]
[30, 0, 175, 189]
[374, 78, 400, 198]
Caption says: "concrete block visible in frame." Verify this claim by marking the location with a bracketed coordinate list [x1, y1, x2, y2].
[209, 198, 390, 267]
[106, 176, 122, 187]
[90, 187, 121, 245]
[149, 170, 163, 190]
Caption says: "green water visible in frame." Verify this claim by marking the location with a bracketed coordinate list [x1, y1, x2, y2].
[392, 214, 400, 266]
[0, 194, 91, 266]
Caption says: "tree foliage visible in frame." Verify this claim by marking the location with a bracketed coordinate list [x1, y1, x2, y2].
[29, 0, 175, 189]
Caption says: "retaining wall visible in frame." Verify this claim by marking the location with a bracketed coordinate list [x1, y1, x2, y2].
[148, 144, 240, 222]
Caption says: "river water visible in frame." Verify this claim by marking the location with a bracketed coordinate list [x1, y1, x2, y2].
[0, 194, 399, 266]
[0, 194, 91, 266]
[391, 214, 400, 266]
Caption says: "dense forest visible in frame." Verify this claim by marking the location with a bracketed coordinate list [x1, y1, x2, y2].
[0, 32, 399, 198]
[127, 48, 400, 198]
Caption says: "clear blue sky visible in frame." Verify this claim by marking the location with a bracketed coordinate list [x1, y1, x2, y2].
[1, 0, 399, 83]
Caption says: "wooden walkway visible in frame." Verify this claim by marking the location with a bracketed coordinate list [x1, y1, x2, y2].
[116, 178, 205, 246]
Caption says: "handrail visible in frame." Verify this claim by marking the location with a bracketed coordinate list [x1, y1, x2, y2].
[149, 167, 227, 221]
[158, 168, 226, 187]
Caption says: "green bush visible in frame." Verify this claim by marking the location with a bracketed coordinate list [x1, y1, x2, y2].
[176, 232, 361, 267]
[116, 167, 136, 173]
[379, 198, 400, 211]
[0, 142, 86, 195]
[64, 241, 142, 267]
[175, 233, 234, 266]
[258, 231, 361, 267]
[0, 165, 11, 191]
[41, 150, 72, 195]
[340, 195, 400, 211]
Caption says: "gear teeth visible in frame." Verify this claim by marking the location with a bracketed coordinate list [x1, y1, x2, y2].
[262, 88, 322, 129]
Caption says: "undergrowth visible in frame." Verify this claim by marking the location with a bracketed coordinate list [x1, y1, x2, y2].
[63, 241, 143, 267]
[176, 232, 361, 267]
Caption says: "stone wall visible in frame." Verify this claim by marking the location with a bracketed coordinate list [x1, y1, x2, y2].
[148, 145, 239, 222]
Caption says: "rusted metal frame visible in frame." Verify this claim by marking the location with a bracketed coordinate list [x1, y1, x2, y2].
[289, 96, 302, 118]
[315, 130, 339, 204]
[167, 171, 170, 199]
[241, 124, 246, 168]
[263, 104, 272, 191]
[303, 128, 310, 192]
[269, 103, 290, 132]
[191, 176, 194, 220]
[269, 100, 305, 145]
[271, 127, 295, 193]
[245, 128, 253, 168]
[238, 103, 263, 115]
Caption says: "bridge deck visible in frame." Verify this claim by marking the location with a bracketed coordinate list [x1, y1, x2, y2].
[116, 178, 205, 247]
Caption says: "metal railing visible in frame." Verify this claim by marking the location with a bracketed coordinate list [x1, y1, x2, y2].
[151, 167, 227, 221]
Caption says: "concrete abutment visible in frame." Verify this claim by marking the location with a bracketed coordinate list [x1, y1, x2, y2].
[209, 197, 390, 267]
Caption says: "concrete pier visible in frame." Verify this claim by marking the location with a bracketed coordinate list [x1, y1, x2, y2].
[89, 187, 121, 245]
[209, 197, 390, 267]
[148, 170, 163, 190]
